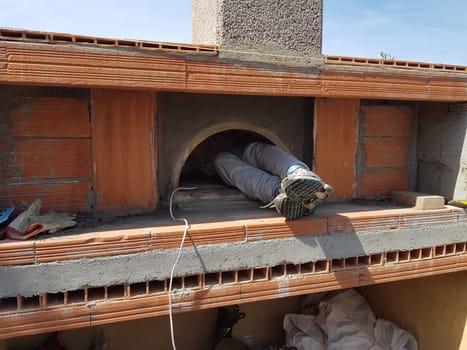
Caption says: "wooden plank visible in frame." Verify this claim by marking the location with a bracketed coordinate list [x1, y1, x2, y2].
[314, 98, 359, 199]
[91, 89, 157, 215]
[11, 97, 90, 137]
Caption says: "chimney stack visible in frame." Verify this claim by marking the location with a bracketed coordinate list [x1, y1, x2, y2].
[192, 0, 323, 64]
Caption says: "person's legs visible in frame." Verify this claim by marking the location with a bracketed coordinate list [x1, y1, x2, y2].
[241, 142, 332, 202]
[214, 152, 306, 220]
[241, 142, 308, 179]
[214, 152, 281, 203]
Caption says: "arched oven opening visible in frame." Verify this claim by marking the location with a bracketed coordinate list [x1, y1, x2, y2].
[157, 92, 312, 204]
[177, 130, 274, 202]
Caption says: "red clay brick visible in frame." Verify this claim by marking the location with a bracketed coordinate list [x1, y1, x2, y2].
[361, 105, 412, 136]
[359, 169, 408, 198]
[314, 98, 359, 199]
[327, 211, 401, 234]
[13, 140, 91, 179]
[11, 98, 90, 137]
[92, 89, 157, 215]
[0, 182, 91, 212]
[363, 138, 410, 168]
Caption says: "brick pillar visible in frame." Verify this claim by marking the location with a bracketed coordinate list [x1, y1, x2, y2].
[192, 0, 323, 64]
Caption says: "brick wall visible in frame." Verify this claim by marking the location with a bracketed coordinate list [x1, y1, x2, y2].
[0, 87, 91, 213]
[0, 87, 158, 216]
[357, 104, 413, 198]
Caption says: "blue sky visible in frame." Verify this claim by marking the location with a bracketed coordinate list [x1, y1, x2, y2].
[1, 0, 466, 65]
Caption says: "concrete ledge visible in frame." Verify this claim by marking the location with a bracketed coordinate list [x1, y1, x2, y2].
[391, 191, 445, 209]
[1, 221, 466, 298]
[0, 204, 464, 266]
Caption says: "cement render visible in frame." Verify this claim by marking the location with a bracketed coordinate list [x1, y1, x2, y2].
[192, 0, 219, 45]
[418, 106, 467, 200]
[1, 221, 466, 298]
[192, 0, 323, 64]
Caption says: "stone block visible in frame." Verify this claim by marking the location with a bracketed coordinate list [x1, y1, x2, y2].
[391, 191, 445, 210]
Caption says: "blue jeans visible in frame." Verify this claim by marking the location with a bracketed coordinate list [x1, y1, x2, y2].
[214, 142, 310, 203]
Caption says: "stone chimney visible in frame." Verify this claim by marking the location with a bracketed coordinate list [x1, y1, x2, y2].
[192, 0, 323, 64]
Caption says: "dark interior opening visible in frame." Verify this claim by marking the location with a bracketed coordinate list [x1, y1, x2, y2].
[178, 130, 271, 200]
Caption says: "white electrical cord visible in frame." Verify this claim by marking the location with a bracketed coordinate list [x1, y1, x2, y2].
[168, 187, 197, 350]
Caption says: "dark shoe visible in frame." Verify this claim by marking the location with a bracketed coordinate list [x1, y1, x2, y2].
[272, 192, 306, 220]
[281, 168, 325, 201]
[302, 183, 334, 212]
[215, 305, 246, 345]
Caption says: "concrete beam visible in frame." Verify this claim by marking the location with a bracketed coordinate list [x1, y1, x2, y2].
[1, 221, 466, 298]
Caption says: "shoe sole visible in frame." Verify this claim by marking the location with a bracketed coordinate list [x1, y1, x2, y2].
[303, 184, 334, 208]
[282, 176, 324, 201]
[274, 194, 306, 220]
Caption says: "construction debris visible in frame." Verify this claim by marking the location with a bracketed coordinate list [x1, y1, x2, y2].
[284, 289, 417, 350]
[4, 198, 77, 240]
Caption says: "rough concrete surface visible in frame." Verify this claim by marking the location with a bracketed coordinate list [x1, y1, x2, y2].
[192, 0, 323, 63]
[391, 191, 445, 210]
[192, 0, 220, 45]
[1, 221, 466, 298]
[418, 105, 467, 200]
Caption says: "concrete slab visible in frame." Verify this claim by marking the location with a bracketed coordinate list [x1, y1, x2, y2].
[1, 220, 466, 298]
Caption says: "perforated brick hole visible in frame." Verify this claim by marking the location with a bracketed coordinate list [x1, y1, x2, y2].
[237, 269, 253, 282]
[314, 260, 329, 273]
[148, 280, 166, 294]
[184, 275, 201, 289]
[300, 262, 314, 274]
[130, 282, 148, 297]
[271, 264, 286, 278]
[44, 292, 65, 307]
[66, 289, 85, 305]
[221, 270, 237, 284]
[386, 251, 398, 263]
[204, 272, 221, 286]
[107, 285, 126, 299]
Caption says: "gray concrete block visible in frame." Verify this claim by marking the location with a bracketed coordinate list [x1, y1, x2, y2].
[391, 191, 445, 210]
[193, 0, 323, 64]
[417, 105, 467, 201]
